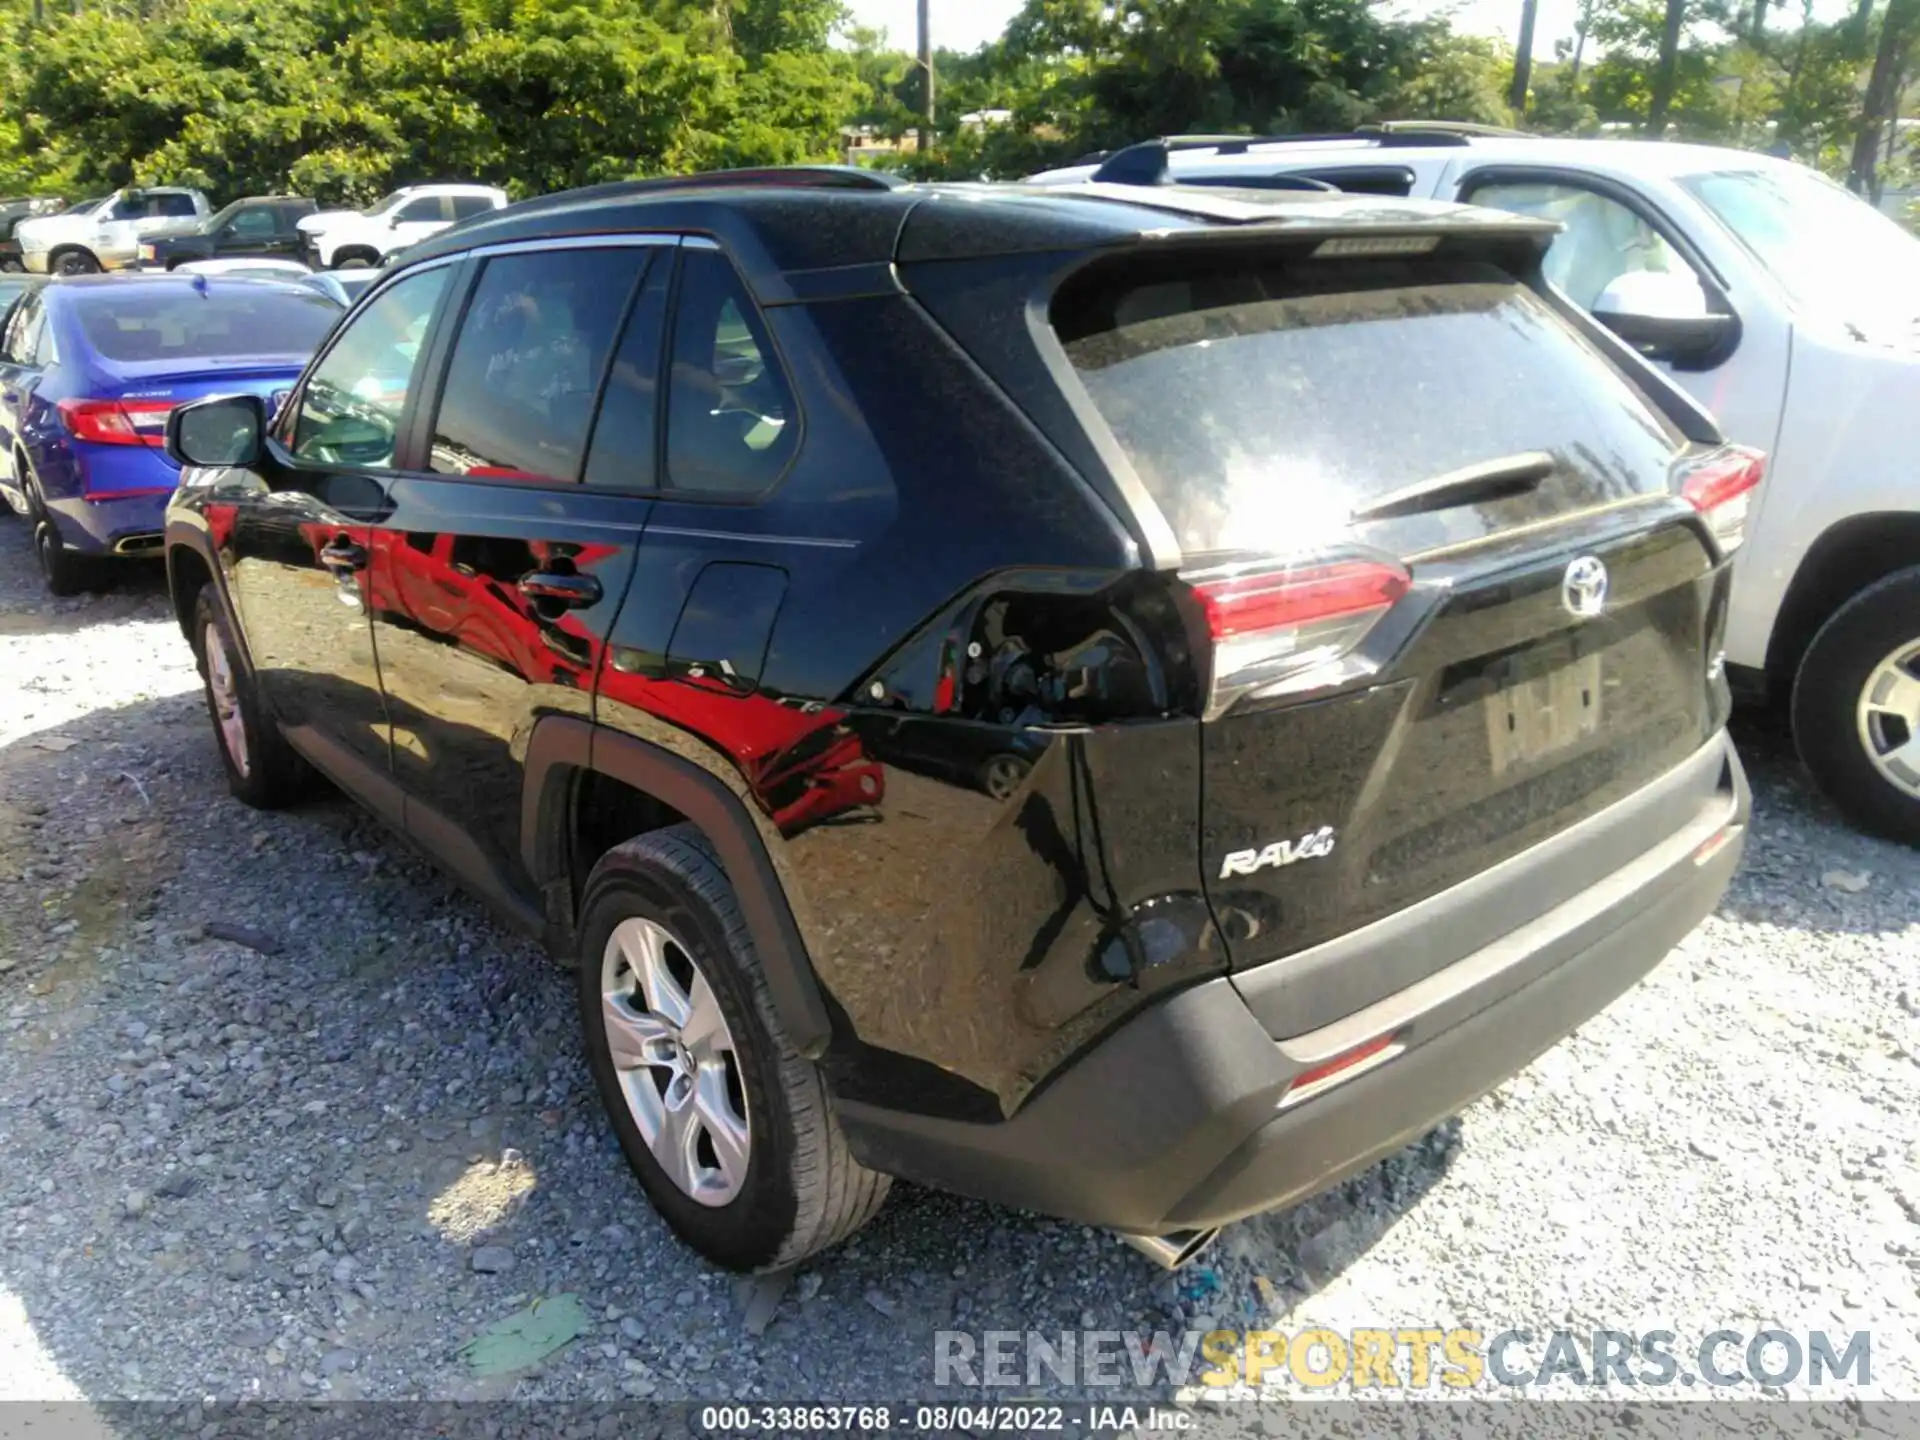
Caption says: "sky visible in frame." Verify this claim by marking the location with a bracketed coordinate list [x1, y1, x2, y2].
[840, 0, 1858, 63]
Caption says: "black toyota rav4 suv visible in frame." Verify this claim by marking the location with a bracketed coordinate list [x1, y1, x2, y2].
[162, 166, 1751, 1273]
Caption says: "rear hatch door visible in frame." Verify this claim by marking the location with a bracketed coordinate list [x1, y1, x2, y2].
[1051, 235, 1735, 1028]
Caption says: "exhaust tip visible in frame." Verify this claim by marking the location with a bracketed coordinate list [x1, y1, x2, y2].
[112, 533, 163, 556]
[1117, 1227, 1221, 1271]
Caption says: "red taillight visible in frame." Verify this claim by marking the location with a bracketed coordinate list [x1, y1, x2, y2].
[1187, 556, 1411, 719]
[1678, 445, 1765, 553]
[58, 397, 175, 448]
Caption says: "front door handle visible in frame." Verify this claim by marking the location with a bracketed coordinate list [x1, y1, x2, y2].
[319, 539, 368, 573]
[518, 571, 601, 608]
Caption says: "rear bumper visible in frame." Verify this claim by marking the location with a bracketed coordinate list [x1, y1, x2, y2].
[837, 731, 1747, 1235]
[48, 489, 171, 555]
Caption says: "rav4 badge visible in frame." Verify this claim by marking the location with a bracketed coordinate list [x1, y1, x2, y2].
[1219, 826, 1337, 879]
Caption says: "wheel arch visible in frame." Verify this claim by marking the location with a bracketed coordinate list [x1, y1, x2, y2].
[522, 716, 833, 1058]
[1766, 512, 1920, 693]
[46, 243, 98, 270]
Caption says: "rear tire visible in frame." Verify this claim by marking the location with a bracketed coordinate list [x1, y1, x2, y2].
[33, 516, 104, 596]
[577, 824, 889, 1272]
[191, 587, 311, 809]
[1791, 567, 1920, 844]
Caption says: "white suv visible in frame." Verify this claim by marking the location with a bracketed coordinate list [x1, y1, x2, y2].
[296, 183, 508, 268]
[1032, 130, 1920, 842]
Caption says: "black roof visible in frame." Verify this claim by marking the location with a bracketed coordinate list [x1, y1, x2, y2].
[395, 166, 1558, 305]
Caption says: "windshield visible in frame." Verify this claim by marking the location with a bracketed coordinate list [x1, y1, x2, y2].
[364, 191, 409, 218]
[1679, 166, 1920, 319]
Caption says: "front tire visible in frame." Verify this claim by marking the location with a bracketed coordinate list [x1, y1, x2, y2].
[1792, 567, 1920, 844]
[49, 247, 99, 276]
[578, 824, 889, 1272]
[191, 587, 311, 809]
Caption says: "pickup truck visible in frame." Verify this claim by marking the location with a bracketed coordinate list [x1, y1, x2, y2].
[295, 183, 507, 268]
[16, 188, 211, 274]
[137, 196, 317, 270]
[0, 197, 67, 272]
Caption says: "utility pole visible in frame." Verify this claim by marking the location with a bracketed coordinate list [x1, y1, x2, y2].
[1510, 0, 1539, 115]
[917, 0, 936, 157]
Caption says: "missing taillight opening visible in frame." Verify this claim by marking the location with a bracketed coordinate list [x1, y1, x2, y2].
[1186, 556, 1411, 720]
[1679, 445, 1766, 553]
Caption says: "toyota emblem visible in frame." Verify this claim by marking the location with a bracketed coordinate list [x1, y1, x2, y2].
[1562, 556, 1609, 619]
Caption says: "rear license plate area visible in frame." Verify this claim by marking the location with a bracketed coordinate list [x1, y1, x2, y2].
[1487, 644, 1603, 775]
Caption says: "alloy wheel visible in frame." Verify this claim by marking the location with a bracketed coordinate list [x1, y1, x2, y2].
[600, 916, 751, 1207]
[202, 619, 251, 778]
[1855, 639, 1920, 798]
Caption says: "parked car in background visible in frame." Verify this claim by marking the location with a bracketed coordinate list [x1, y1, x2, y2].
[0, 273, 341, 594]
[295, 269, 378, 308]
[163, 168, 1747, 1274]
[1031, 130, 1920, 843]
[15, 188, 212, 275]
[295, 184, 508, 268]
[174, 258, 314, 280]
[0, 197, 67, 272]
[137, 196, 318, 271]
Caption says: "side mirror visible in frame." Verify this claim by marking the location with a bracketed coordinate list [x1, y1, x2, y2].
[1592, 271, 1736, 367]
[167, 393, 266, 469]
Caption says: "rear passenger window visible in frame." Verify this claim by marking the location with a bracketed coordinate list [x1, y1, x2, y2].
[664, 249, 796, 496]
[428, 248, 646, 484]
[582, 258, 671, 490]
[2, 295, 42, 365]
[450, 195, 494, 220]
[153, 194, 197, 218]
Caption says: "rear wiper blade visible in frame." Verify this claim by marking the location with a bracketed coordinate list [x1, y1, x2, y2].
[1351, 451, 1556, 523]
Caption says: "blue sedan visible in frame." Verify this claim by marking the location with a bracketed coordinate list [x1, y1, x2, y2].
[0, 273, 342, 594]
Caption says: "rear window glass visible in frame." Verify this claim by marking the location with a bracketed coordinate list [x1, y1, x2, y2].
[1055, 256, 1684, 559]
[75, 288, 340, 362]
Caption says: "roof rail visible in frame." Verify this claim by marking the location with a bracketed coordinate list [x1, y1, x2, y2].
[1087, 122, 1533, 183]
[488, 166, 905, 222]
[1360, 120, 1534, 138]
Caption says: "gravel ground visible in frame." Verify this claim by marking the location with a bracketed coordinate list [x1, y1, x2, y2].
[0, 515, 1915, 1419]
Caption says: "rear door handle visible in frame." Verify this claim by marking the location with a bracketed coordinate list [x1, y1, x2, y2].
[518, 571, 601, 608]
[319, 539, 368, 572]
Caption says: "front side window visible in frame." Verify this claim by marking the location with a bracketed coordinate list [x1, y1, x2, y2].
[1466, 180, 1698, 311]
[226, 208, 279, 239]
[429, 248, 647, 483]
[291, 267, 449, 469]
[396, 197, 445, 223]
[664, 249, 797, 495]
